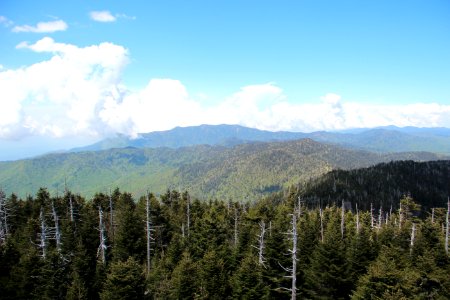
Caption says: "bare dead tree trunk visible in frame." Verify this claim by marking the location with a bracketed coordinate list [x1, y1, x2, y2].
[269, 221, 272, 237]
[320, 207, 324, 243]
[341, 200, 345, 239]
[431, 208, 435, 224]
[186, 193, 190, 238]
[39, 208, 47, 259]
[378, 206, 382, 232]
[356, 203, 360, 235]
[69, 195, 74, 223]
[257, 221, 266, 266]
[370, 203, 374, 229]
[410, 223, 416, 254]
[146, 194, 152, 276]
[51, 201, 62, 253]
[399, 202, 403, 230]
[253, 220, 266, 266]
[289, 213, 298, 300]
[98, 206, 107, 266]
[446, 198, 449, 255]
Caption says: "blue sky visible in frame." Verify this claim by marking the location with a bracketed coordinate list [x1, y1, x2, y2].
[1, 0, 450, 160]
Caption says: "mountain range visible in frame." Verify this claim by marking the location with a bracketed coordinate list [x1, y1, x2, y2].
[70, 124, 450, 155]
[0, 137, 446, 200]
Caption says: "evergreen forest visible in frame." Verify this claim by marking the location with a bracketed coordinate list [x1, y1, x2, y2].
[0, 161, 450, 299]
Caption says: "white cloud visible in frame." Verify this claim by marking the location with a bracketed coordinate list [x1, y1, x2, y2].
[12, 20, 68, 33]
[1, 37, 129, 139]
[0, 16, 13, 27]
[116, 13, 137, 21]
[1, 37, 450, 142]
[90, 11, 116, 22]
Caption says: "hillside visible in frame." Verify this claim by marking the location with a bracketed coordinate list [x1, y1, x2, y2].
[70, 124, 450, 155]
[298, 160, 450, 212]
[0, 138, 446, 200]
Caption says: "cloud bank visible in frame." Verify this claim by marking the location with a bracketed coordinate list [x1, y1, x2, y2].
[1, 37, 450, 141]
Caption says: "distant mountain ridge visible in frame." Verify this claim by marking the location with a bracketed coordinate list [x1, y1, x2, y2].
[70, 124, 308, 152]
[70, 124, 450, 155]
[1, 138, 446, 200]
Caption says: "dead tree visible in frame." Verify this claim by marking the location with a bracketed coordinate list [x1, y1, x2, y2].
[38, 208, 47, 259]
[69, 195, 75, 222]
[377, 206, 383, 232]
[341, 200, 345, 239]
[51, 201, 62, 253]
[252, 221, 266, 267]
[355, 203, 360, 235]
[269, 221, 272, 237]
[410, 223, 416, 254]
[186, 192, 190, 238]
[283, 213, 298, 300]
[98, 206, 107, 265]
[146, 194, 155, 276]
[234, 207, 239, 248]
[446, 198, 449, 255]
[319, 207, 324, 243]
[370, 203, 374, 229]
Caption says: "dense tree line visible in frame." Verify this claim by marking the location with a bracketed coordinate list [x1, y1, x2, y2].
[0, 187, 449, 299]
[298, 160, 450, 213]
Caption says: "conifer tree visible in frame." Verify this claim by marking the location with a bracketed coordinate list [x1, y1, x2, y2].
[100, 257, 145, 300]
[306, 208, 351, 299]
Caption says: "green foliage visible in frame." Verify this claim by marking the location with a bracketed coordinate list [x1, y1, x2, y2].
[305, 209, 352, 299]
[169, 252, 199, 299]
[299, 160, 450, 212]
[0, 186, 449, 299]
[231, 254, 269, 299]
[100, 257, 146, 300]
[1, 139, 445, 201]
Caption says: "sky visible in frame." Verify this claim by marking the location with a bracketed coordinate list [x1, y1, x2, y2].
[1, 0, 450, 160]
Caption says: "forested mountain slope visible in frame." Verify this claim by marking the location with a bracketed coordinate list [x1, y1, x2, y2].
[0, 138, 445, 199]
[298, 160, 450, 212]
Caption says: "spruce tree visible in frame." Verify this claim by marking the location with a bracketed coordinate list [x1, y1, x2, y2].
[100, 257, 146, 300]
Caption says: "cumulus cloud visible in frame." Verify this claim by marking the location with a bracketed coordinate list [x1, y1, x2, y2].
[90, 11, 116, 22]
[1, 37, 129, 139]
[12, 20, 68, 33]
[1, 37, 450, 141]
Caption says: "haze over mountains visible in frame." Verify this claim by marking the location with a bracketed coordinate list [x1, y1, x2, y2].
[70, 124, 450, 155]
